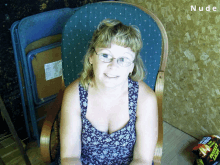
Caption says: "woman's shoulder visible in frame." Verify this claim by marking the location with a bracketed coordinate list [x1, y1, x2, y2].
[137, 81, 157, 105]
[62, 78, 81, 113]
[138, 81, 155, 97]
[64, 78, 80, 98]
[136, 81, 157, 116]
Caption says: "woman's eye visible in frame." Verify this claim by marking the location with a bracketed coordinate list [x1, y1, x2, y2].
[119, 58, 125, 62]
[102, 54, 109, 58]
[120, 57, 130, 62]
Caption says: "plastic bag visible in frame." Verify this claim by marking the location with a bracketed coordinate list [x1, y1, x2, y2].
[192, 135, 220, 165]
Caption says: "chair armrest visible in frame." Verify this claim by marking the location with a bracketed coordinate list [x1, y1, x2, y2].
[40, 88, 64, 164]
[154, 71, 164, 165]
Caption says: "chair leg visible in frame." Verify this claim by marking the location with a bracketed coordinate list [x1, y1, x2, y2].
[0, 156, 6, 165]
[0, 96, 31, 165]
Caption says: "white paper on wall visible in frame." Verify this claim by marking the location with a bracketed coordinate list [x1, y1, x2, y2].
[44, 60, 62, 81]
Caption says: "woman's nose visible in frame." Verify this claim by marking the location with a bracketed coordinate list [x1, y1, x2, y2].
[108, 58, 119, 68]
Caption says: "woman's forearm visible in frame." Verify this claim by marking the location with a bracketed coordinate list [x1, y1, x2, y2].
[61, 157, 82, 165]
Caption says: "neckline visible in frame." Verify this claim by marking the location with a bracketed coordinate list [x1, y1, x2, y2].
[85, 117, 131, 136]
[84, 78, 132, 136]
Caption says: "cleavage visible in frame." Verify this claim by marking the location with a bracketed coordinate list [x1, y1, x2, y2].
[86, 93, 129, 134]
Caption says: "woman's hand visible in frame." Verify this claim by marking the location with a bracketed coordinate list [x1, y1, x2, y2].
[129, 159, 152, 165]
[61, 157, 82, 165]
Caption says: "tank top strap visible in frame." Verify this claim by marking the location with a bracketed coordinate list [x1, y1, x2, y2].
[78, 82, 88, 117]
[128, 77, 139, 120]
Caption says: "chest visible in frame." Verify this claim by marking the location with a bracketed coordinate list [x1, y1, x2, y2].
[86, 92, 130, 134]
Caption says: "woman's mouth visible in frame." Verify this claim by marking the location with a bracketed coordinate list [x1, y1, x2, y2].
[104, 73, 119, 78]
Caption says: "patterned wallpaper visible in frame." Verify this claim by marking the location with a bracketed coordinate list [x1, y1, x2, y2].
[122, 0, 220, 140]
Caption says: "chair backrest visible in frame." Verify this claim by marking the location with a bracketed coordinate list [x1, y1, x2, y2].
[18, 8, 75, 51]
[11, 8, 77, 146]
[62, 1, 166, 90]
[14, 8, 77, 106]
[38, 2, 168, 164]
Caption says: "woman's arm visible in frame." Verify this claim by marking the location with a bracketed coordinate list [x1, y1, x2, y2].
[60, 78, 82, 165]
[130, 81, 158, 165]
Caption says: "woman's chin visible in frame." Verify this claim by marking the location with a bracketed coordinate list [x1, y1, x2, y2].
[102, 76, 128, 88]
[94, 74, 128, 88]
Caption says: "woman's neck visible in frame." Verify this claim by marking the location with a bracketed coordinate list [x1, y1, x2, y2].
[91, 77, 128, 99]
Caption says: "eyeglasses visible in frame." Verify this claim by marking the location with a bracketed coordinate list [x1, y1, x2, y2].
[93, 49, 134, 67]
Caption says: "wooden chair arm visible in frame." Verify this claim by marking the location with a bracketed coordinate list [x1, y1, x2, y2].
[154, 71, 164, 165]
[40, 88, 64, 164]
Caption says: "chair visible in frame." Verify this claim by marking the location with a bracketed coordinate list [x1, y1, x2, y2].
[10, 7, 79, 146]
[40, 1, 168, 165]
[0, 96, 31, 165]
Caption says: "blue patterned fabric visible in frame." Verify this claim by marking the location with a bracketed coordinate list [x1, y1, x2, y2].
[79, 77, 138, 165]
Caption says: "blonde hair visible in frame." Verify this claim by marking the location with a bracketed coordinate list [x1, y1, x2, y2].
[79, 19, 146, 90]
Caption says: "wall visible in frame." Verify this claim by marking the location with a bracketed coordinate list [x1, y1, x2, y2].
[122, 0, 220, 140]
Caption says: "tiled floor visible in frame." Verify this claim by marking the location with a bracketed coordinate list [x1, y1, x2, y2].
[162, 121, 199, 165]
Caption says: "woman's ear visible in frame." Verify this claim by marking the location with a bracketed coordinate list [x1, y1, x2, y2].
[130, 63, 135, 73]
[89, 56, 93, 65]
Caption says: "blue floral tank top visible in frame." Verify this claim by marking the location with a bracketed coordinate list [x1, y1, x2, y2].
[78, 77, 139, 165]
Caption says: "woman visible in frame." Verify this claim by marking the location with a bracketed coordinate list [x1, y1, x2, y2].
[60, 19, 158, 165]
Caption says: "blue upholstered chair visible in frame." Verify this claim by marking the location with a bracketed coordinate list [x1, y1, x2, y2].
[40, 1, 168, 165]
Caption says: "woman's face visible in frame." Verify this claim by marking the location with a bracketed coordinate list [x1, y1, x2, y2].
[89, 43, 135, 88]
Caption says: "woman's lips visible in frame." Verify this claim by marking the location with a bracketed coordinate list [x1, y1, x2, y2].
[104, 73, 119, 78]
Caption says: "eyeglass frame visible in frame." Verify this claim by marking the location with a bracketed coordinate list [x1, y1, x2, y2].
[92, 47, 136, 67]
